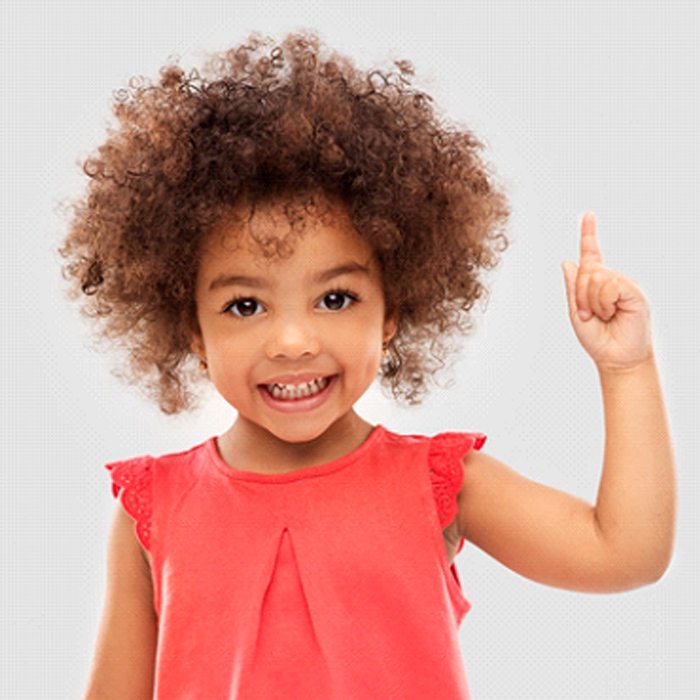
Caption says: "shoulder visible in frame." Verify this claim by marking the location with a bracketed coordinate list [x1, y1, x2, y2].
[457, 447, 500, 508]
[105, 454, 155, 569]
[420, 430, 486, 532]
[110, 499, 154, 586]
[456, 447, 527, 542]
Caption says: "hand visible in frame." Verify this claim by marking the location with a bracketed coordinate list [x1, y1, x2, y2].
[561, 212, 654, 373]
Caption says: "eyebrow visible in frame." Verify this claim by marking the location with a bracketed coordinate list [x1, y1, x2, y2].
[208, 261, 371, 292]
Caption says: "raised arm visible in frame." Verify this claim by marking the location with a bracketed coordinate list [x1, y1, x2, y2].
[457, 401, 674, 594]
[455, 213, 676, 593]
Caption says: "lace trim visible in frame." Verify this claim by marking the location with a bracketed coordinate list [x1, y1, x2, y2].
[105, 456, 153, 552]
[429, 432, 487, 531]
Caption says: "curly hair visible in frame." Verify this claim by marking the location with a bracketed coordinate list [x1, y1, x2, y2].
[57, 29, 512, 415]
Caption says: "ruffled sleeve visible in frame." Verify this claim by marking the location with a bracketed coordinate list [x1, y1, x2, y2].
[105, 455, 153, 552]
[429, 432, 488, 531]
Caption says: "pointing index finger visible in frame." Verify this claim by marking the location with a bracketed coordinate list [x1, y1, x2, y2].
[579, 211, 603, 265]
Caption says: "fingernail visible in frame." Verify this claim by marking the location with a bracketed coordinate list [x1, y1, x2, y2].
[578, 309, 589, 320]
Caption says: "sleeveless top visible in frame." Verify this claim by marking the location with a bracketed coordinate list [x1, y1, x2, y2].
[105, 423, 487, 699]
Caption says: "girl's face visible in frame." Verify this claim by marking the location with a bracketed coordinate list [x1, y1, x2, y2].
[191, 192, 397, 455]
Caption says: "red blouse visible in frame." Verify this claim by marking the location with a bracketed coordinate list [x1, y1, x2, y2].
[106, 423, 487, 699]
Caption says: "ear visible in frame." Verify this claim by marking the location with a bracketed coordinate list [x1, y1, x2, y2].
[383, 312, 398, 344]
[190, 332, 206, 359]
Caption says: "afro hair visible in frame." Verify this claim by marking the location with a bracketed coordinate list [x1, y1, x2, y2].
[57, 29, 512, 414]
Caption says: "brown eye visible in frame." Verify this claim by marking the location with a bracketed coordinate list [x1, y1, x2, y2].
[221, 288, 360, 319]
[320, 291, 355, 311]
[224, 297, 261, 318]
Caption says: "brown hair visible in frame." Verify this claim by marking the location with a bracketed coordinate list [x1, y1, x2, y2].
[57, 29, 512, 414]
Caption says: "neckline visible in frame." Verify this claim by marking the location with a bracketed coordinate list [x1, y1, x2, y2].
[205, 423, 387, 483]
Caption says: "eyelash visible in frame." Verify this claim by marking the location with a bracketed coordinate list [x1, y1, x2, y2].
[221, 287, 361, 319]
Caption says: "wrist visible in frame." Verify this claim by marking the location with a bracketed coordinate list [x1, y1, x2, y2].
[596, 352, 656, 378]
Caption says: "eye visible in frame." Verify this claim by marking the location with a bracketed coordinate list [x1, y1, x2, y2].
[319, 288, 359, 312]
[222, 288, 361, 319]
[223, 297, 261, 318]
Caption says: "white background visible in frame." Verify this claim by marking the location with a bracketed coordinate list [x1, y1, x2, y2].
[1, 1, 698, 698]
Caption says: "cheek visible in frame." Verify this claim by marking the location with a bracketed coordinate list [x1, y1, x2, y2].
[206, 342, 253, 383]
[340, 334, 382, 377]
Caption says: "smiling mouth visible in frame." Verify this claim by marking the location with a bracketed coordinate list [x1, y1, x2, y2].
[260, 374, 337, 397]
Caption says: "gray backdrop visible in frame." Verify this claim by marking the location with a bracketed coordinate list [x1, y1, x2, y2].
[2, 1, 698, 698]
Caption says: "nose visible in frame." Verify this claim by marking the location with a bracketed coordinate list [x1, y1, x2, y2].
[264, 317, 321, 360]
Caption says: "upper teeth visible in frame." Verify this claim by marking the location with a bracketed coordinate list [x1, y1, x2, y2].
[267, 377, 329, 397]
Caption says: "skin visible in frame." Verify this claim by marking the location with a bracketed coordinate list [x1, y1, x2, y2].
[190, 191, 398, 475]
[451, 212, 674, 591]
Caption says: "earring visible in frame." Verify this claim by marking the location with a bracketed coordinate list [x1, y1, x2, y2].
[382, 341, 390, 358]
[199, 358, 208, 373]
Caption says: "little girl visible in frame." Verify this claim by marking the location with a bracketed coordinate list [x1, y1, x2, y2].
[60, 30, 676, 700]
